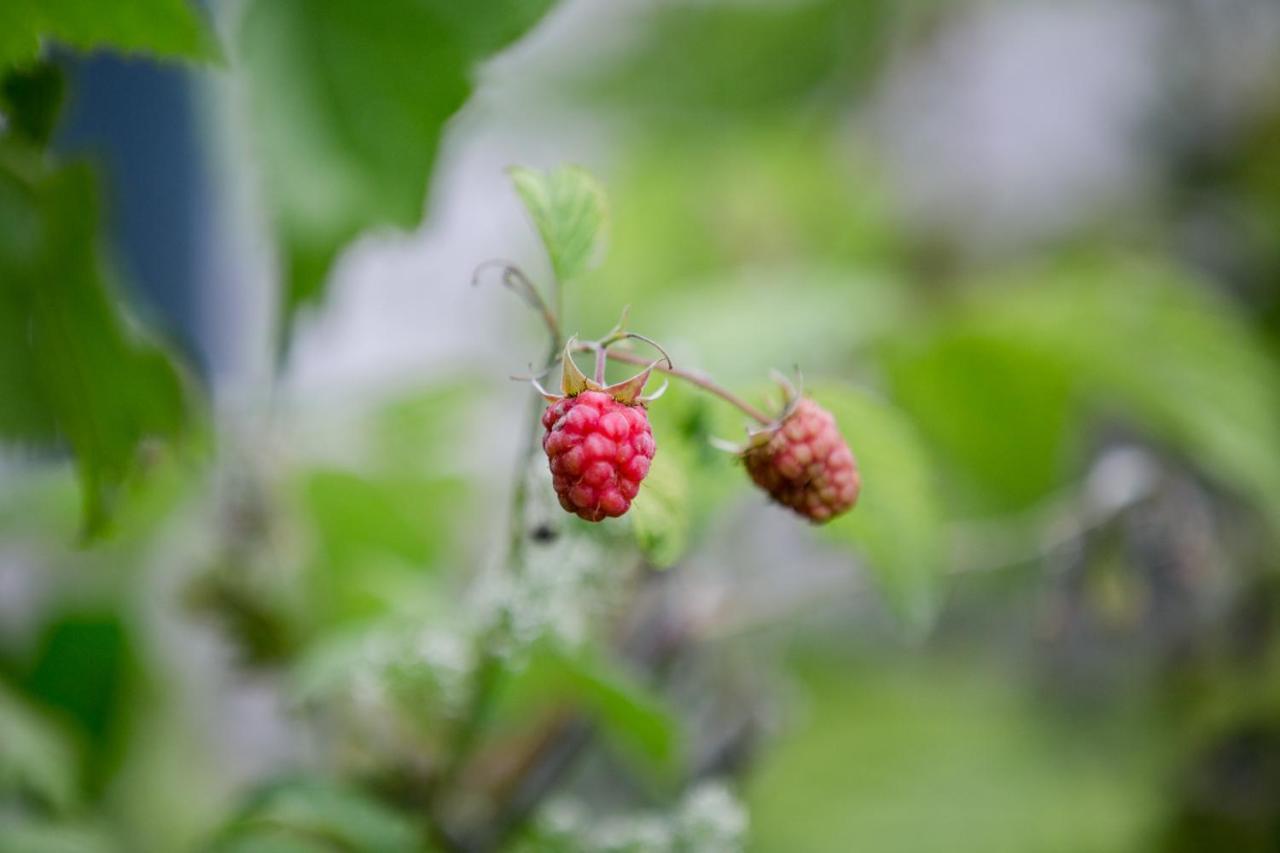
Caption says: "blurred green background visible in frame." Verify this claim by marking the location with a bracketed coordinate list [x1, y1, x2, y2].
[3, 0, 1280, 850]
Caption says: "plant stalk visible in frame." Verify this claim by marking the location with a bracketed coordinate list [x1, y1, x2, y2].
[582, 345, 773, 424]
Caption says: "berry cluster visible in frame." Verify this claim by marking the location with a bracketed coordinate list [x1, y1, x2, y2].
[534, 340, 858, 527]
[542, 391, 656, 522]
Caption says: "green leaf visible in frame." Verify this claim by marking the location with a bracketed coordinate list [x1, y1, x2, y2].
[1, 63, 65, 147]
[965, 255, 1280, 534]
[630, 435, 692, 568]
[747, 656, 1160, 853]
[0, 818, 115, 853]
[501, 645, 682, 779]
[211, 778, 420, 853]
[293, 467, 469, 626]
[238, 0, 557, 345]
[0, 682, 80, 813]
[0, 0, 217, 73]
[885, 330, 1077, 513]
[23, 614, 136, 791]
[0, 151, 193, 538]
[509, 165, 609, 284]
[812, 382, 945, 633]
[300, 469, 450, 568]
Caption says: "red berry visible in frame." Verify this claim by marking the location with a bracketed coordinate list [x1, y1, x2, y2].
[542, 390, 655, 522]
[742, 398, 859, 523]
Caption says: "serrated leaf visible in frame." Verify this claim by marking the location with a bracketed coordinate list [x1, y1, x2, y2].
[0, 0, 217, 72]
[238, 0, 557, 348]
[509, 165, 609, 284]
[630, 435, 692, 568]
[811, 383, 944, 633]
[0, 682, 80, 813]
[0, 151, 193, 538]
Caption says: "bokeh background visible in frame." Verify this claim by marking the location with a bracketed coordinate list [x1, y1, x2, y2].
[4, 0, 1280, 850]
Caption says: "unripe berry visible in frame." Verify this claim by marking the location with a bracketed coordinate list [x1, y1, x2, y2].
[542, 391, 655, 522]
[742, 398, 859, 523]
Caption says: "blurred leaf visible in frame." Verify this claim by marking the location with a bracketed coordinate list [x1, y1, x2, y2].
[210, 778, 420, 853]
[301, 469, 447, 567]
[966, 255, 1280, 533]
[1, 63, 64, 146]
[652, 266, 908, 386]
[295, 468, 467, 625]
[371, 382, 480, 474]
[573, 130, 901, 336]
[747, 655, 1161, 853]
[885, 331, 1077, 513]
[0, 152, 193, 538]
[0, 818, 116, 853]
[812, 382, 944, 633]
[0, 0, 217, 72]
[502, 645, 682, 779]
[22, 614, 134, 793]
[509, 165, 608, 284]
[583, 0, 894, 123]
[0, 681, 80, 813]
[238, 0, 556, 344]
[630, 436, 691, 568]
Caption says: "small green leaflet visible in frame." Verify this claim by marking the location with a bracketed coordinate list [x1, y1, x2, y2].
[509, 165, 609, 284]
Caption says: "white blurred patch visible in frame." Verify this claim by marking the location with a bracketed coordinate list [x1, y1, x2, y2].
[875, 0, 1165, 253]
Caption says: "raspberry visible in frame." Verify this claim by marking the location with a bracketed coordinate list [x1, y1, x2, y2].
[542, 390, 656, 522]
[742, 398, 859, 523]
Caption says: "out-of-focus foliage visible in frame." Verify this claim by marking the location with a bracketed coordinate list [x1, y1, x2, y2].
[238, 0, 558, 342]
[0, 139, 193, 536]
[517, 782, 747, 852]
[814, 383, 943, 631]
[5, 0, 1280, 851]
[747, 655, 1163, 852]
[888, 255, 1280, 525]
[580, 0, 900, 123]
[209, 778, 421, 853]
[1, 64, 65, 147]
[0, 0, 216, 74]
[495, 643, 683, 780]
[0, 681, 80, 814]
[629, 436, 692, 569]
[0, 820, 116, 853]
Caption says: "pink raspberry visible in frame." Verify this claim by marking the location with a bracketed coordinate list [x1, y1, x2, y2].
[541, 390, 656, 522]
[742, 398, 859, 523]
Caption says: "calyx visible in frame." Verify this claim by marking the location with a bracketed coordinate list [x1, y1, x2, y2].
[532, 337, 667, 406]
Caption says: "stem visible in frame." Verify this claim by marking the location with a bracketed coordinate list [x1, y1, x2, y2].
[473, 261, 560, 345]
[432, 295, 563, 836]
[592, 344, 607, 385]
[585, 346, 773, 425]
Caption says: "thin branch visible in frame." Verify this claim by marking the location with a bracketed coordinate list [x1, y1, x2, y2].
[580, 345, 772, 425]
[433, 276, 565, 836]
[473, 261, 560, 344]
[591, 344, 607, 385]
